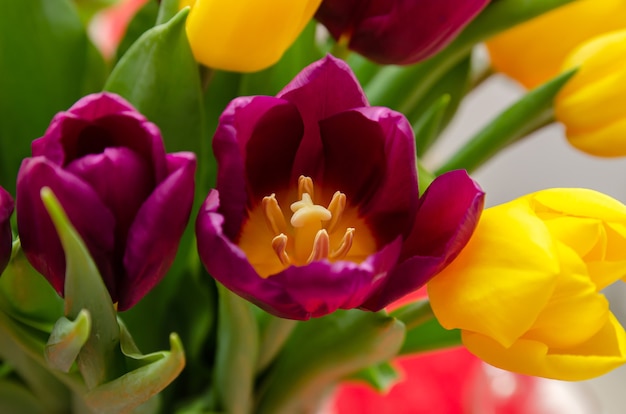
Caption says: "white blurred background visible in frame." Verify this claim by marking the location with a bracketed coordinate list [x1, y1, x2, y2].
[424, 73, 626, 414]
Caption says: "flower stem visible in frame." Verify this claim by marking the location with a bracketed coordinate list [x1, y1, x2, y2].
[390, 299, 435, 331]
[256, 316, 298, 373]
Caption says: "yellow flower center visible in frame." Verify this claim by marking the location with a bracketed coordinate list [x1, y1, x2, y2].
[238, 176, 377, 278]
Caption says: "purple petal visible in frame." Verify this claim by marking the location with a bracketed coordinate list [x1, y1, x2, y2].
[196, 190, 403, 320]
[66, 92, 138, 119]
[277, 56, 369, 182]
[32, 93, 168, 182]
[65, 147, 153, 246]
[16, 157, 116, 297]
[319, 107, 419, 244]
[120, 152, 196, 311]
[361, 170, 484, 310]
[0, 186, 14, 274]
[317, 0, 489, 65]
[213, 96, 298, 239]
[244, 102, 304, 202]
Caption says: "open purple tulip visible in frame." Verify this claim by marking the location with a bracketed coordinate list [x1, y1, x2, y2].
[316, 0, 490, 65]
[196, 56, 484, 320]
[17, 92, 196, 311]
[0, 186, 14, 275]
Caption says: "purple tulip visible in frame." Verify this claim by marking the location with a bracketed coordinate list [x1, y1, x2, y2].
[196, 56, 484, 320]
[16, 93, 196, 311]
[316, 0, 490, 65]
[0, 186, 14, 274]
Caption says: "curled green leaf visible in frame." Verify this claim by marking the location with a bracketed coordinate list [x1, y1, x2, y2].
[45, 310, 91, 373]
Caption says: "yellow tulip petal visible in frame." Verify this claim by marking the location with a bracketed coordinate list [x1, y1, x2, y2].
[428, 200, 560, 348]
[524, 243, 609, 349]
[185, 0, 322, 72]
[564, 117, 626, 157]
[463, 312, 626, 381]
[485, 0, 626, 89]
[528, 188, 626, 223]
[542, 216, 601, 258]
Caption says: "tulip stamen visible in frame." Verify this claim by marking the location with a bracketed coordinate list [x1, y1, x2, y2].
[298, 175, 315, 201]
[326, 191, 346, 233]
[271, 234, 291, 267]
[330, 228, 355, 260]
[307, 229, 330, 263]
[263, 194, 288, 235]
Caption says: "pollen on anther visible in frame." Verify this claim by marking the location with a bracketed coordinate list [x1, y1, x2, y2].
[271, 234, 291, 266]
[307, 229, 330, 263]
[298, 175, 315, 200]
[326, 191, 346, 233]
[263, 194, 288, 235]
[330, 228, 355, 260]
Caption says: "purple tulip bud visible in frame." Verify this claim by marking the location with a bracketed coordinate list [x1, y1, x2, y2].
[17, 93, 196, 311]
[196, 56, 484, 320]
[0, 186, 14, 274]
[316, 0, 490, 65]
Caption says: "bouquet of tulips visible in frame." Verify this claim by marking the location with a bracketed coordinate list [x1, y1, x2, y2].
[2, 0, 626, 412]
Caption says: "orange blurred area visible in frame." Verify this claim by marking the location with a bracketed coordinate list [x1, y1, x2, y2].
[89, 0, 149, 59]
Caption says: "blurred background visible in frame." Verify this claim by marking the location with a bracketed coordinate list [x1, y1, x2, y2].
[424, 72, 626, 414]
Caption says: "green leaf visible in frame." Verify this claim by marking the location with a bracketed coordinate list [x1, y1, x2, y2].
[256, 310, 405, 414]
[413, 95, 450, 158]
[0, 379, 48, 414]
[239, 21, 323, 97]
[400, 318, 462, 355]
[213, 285, 259, 414]
[45, 310, 91, 373]
[0, 0, 106, 194]
[435, 68, 577, 174]
[410, 54, 472, 156]
[0, 242, 64, 332]
[105, 7, 205, 158]
[40, 188, 123, 389]
[84, 327, 185, 414]
[0, 310, 73, 413]
[347, 362, 400, 393]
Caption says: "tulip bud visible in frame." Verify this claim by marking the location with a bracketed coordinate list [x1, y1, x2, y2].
[182, 0, 322, 72]
[17, 92, 196, 310]
[315, 0, 489, 65]
[0, 186, 14, 274]
[429, 188, 626, 380]
[486, 0, 626, 89]
[555, 29, 626, 157]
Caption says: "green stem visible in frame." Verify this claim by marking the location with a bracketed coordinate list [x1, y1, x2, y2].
[256, 316, 298, 373]
[390, 300, 435, 331]
[330, 36, 351, 61]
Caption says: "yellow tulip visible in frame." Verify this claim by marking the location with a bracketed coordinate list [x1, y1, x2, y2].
[555, 29, 626, 157]
[485, 0, 626, 89]
[181, 0, 322, 72]
[428, 188, 626, 380]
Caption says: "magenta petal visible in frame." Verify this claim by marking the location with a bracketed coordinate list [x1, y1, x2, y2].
[278, 56, 370, 181]
[214, 96, 297, 239]
[316, 0, 489, 65]
[244, 102, 304, 200]
[120, 152, 196, 311]
[361, 170, 484, 310]
[65, 147, 153, 241]
[0, 186, 14, 274]
[67, 92, 138, 119]
[320, 107, 419, 243]
[16, 157, 116, 297]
